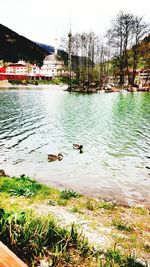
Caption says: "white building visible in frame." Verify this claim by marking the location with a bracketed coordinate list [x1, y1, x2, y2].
[28, 64, 40, 77]
[40, 54, 64, 78]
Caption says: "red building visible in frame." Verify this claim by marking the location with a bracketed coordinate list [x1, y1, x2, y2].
[0, 63, 29, 81]
[0, 66, 6, 80]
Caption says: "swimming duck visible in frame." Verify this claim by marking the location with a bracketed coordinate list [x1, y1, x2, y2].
[48, 153, 63, 162]
[73, 144, 83, 154]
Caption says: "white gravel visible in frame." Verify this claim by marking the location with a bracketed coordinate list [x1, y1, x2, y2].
[33, 204, 112, 251]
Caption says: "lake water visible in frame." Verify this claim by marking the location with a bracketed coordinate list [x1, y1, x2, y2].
[0, 88, 150, 206]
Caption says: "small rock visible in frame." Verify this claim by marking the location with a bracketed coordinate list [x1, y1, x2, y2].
[38, 259, 49, 267]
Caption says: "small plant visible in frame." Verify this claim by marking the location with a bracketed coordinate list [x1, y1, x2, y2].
[105, 247, 123, 265]
[126, 255, 148, 267]
[71, 207, 83, 214]
[57, 199, 68, 206]
[132, 207, 148, 215]
[71, 207, 79, 213]
[85, 198, 98, 211]
[47, 199, 56, 206]
[105, 247, 147, 267]
[60, 189, 81, 200]
[143, 243, 150, 253]
[70, 224, 89, 256]
[9, 187, 34, 197]
[112, 219, 133, 232]
[130, 233, 137, 245]
[99, 201, 116, 210]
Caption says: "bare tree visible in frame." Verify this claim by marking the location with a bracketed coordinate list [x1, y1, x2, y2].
[106, 11, 134, 85]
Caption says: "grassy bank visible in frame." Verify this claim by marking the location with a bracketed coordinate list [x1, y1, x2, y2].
[0, 175, 149, 266]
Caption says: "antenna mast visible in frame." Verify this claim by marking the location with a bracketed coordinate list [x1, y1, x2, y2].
[68, 20, 72, 92]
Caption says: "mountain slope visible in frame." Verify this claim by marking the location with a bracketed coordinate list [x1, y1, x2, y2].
[0, 24, 49, 65]
[35, 42, 55, 54]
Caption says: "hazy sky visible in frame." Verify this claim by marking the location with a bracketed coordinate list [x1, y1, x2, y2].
[1, 0, 150, 46]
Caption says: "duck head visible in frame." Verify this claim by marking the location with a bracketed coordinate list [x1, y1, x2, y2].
[58, 153, 63, 161]
[79, 145, 83, 153]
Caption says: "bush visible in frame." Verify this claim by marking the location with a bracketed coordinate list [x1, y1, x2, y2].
[60, 189, 81, 200]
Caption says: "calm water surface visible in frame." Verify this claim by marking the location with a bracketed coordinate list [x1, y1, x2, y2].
[0, 88, 150, 206]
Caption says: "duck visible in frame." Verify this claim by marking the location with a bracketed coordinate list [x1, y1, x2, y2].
[73, 144, 83, 154]
[48, 153, 63, 162]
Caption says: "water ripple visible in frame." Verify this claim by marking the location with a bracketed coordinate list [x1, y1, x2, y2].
[0, 89, 150, 205]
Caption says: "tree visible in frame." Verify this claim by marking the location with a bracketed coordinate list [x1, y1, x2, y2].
[106, 11, 134, 85]
[131, 17, 149, 85]
[106, 11, 149, 86]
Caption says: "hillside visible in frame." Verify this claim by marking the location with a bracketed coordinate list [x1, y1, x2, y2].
[0, 24, 49, 66]
[36, 42, 55, 54]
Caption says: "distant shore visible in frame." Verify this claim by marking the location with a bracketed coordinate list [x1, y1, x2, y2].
[0, 80, 149, 93]
[67, 85, 150, 93]
[0, 82, 68, 90]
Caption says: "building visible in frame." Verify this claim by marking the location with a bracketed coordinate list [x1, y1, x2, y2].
[40, 54, 64, 78]
[0, 61, 40, 80]
[28, 64, 40, 79]
[0, 53, 65, 81]
[0, 66, 6, 80]
[6, 62, 28, 75]
[138, 69, 150, 86]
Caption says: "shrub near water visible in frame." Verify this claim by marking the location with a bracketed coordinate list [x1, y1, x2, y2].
[0, 176, 42, 197]
[60, 189, 81, 200]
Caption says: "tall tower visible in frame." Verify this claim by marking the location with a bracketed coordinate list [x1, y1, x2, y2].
[68, 30, 72, 91]
[54, 37, 58, 55]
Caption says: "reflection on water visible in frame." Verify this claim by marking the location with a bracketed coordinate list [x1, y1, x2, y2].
[0, 89, 150, 206]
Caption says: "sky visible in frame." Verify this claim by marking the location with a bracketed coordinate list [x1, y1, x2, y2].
[0, 0, 150, 47]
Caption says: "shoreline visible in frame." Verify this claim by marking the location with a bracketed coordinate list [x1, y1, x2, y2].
[0, 174, 150, 266]
[31, 182, 150, 211]
[0, 83, 68, 90]
[2, 168, 150, 210]
[67, 86, 150, 93]
[0, 82, 149, 93]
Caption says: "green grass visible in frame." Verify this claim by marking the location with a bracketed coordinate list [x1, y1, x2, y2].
[132, 207, 148, 215]
[0, 206, 147, 267]
[0, 208, 89, 266]
[99, 201, 116, 210]
[0, 175, 60, 204]
[105, 247, 147, 267]
[71, 207, 83, 214]
[0, 176, 149, 266]
[0, 175, 42, 197]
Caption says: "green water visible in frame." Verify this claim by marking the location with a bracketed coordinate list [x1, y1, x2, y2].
[0, 89, 150, 205]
